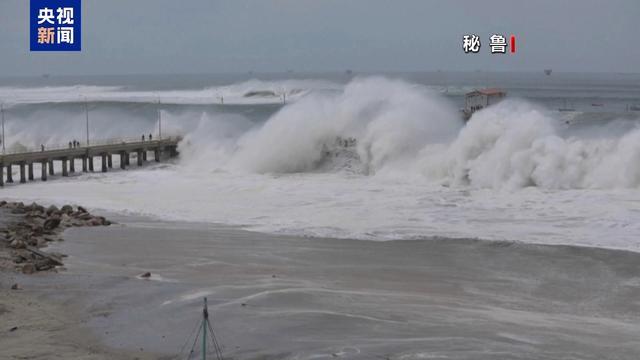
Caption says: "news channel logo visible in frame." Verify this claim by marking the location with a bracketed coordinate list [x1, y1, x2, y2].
[30, 0, 81, 51]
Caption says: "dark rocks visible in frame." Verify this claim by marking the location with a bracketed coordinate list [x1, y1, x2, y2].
[36, 238, 47, 248]
[10, 239, 25, 249]
[46, 205, 59, 215]
[1, 201, 113, 274]
[60, 205, 74, 214]
[10, 283, 20, 290]
[43, 217, 62, 231]
[140, 272, 152, 278]
[35, 259, 54, 271]
[31, 203, 45, 213]
[21, 263, 36, 274]
[77, 213, 92, 221]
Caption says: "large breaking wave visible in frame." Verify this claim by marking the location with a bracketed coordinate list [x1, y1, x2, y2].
[177, 77, 640, 190]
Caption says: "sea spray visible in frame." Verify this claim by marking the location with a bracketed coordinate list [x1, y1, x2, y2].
[5, 76, 639, 190]
[227, 77, 462, 173]
[418, 99, 640, 189]
[172, 77, 640, 190]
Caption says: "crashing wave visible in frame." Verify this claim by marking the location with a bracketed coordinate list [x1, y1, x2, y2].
[315, 136, 364, 174]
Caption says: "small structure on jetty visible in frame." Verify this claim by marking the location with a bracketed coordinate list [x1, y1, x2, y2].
[0, 136, 181, 187]
[462, 88, 506, 121]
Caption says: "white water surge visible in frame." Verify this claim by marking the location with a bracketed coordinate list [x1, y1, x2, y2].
[2, 77, 640, 251]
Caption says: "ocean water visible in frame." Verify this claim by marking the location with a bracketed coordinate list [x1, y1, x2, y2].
[1, 71, 640, 251]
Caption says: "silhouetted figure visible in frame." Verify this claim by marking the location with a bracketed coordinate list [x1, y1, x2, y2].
[149, 134, 152, 141]
[69, 141, 72, 149]
[41, 144, 45, 152]
[142, 134, 145, 142]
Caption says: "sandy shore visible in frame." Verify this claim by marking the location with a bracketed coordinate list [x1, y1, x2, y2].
[0, 275, 163, 360]
[2, 211, 640, 359]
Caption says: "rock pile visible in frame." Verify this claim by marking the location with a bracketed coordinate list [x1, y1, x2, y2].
[0, 201, 112, 274]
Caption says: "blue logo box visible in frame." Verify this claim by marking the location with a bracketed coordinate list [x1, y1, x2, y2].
[30, 0, 81, 51]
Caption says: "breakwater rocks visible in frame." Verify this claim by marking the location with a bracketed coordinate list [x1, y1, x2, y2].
[0, 201, 112, 274]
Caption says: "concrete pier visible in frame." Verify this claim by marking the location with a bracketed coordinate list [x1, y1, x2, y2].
[0, 137, 180, 187]
[101, 154, 107, 173]
[19, 163, 26, 183]
[41, 161, 47, 181]
[119, 151, 127, 170]
[7, 165, 13, 183]
[62, 159, 68, 177]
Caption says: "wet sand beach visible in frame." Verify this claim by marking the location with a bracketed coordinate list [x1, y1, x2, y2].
[3, 213, 639, 359]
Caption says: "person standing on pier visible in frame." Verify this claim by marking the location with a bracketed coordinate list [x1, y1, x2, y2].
[41, 144, 45, 152]
[142, 134, 145, 142]
[149, 134, 152, 141]
[69, 141, 72, 149]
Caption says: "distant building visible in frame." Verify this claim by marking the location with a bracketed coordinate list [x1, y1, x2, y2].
[463, 88, 506, 120]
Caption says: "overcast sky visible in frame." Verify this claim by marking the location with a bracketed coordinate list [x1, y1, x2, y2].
[0, 0, 638, 76]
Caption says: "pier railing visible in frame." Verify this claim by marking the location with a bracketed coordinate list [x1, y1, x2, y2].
[1, 132, 183, 156]
[0, 134, 183, 186]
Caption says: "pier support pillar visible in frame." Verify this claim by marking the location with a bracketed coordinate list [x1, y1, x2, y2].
[82, 156, 87, 172]
[142, 150, 147, 162]
[89, 156, 94, 172]
[19, 163, 26, 183]
[126, 152, 130, 166]
[28, 163, 34, 181]
[62, 159, 68, 177]
[137, 151, 143, 166]
[120, 152, 127, 169]
[7, 164, 13, 183]
[154, 148, 160, 162]
[101, 154, 108, 172]
[69, 157, 75, 173]
[41, 161, 47, 181]
[108, 154, 113, 168]
[0, 165, 4, 186]
[168, 146, 178, 157]
[49, 160, 54, 175]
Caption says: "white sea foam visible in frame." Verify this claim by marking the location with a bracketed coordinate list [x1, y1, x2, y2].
[2, 77, 640, 252]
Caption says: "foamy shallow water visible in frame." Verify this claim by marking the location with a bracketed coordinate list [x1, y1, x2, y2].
[3, 162, 640, 252]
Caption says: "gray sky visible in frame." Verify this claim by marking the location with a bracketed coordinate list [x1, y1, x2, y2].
[0, 0, 638, 76]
